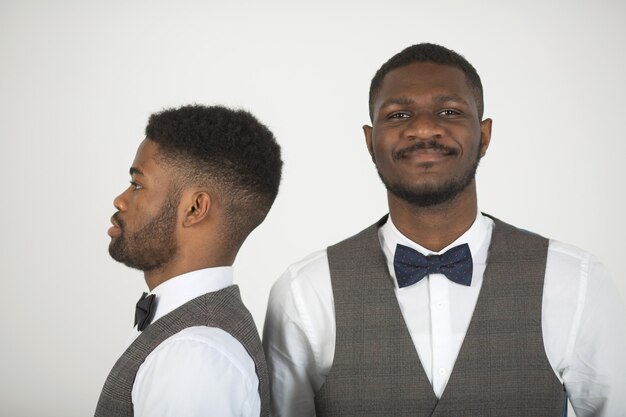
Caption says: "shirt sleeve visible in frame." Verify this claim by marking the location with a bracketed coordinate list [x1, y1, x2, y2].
[546, 244, 626, 417]
[262, 251, 333, 417]
[132, 326, 260, 417]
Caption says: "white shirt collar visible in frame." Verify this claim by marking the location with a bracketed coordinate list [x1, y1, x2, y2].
[379, 212, 494, 289]
[381, 211, 491, 257]
[148, 267, 234, 324]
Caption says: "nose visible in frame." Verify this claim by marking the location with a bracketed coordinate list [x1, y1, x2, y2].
[113, 188, 129, 211]
[404, 112, 443, 140]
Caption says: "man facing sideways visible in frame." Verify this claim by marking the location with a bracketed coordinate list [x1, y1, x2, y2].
[95, 105, 282, 417]
[263, 44, 626, 417]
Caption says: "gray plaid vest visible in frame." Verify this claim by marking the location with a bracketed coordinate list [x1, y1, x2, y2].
[315, 216, 563, 417]
[94, 285, 269, 417]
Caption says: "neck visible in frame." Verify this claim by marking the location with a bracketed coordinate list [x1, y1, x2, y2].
[143, 245, 236, 291]
[143, 265, 182, 292]
[388, 184, 478, 252]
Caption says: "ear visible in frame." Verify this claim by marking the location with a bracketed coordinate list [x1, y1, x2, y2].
[479, 118, 493, 157]
[182, 191, 212, 227]
[363, 125, 375, 162]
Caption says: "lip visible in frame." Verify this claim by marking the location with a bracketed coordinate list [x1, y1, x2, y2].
[107, 225, 121, 237]
[108, 215, 122, 237]
[394, 140, 458, 162]
[400, 147, 454, 164]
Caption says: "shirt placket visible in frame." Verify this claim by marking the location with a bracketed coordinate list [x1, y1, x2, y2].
[429, 273, 452, 398]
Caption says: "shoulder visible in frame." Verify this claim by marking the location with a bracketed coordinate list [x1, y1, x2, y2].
[153, 326, 255, 364]
[544, 239, 614, 305]
[544, 239, 617, 333]
[490, 216, 606, 280]
[548, 239, 593, 260]
[269, 249, 330, 303]
[265, 249, 335, 348]
[285, 249, 330, 278]
[140, 326, 258, 384]
[546, 239, 608, 282]
[138, 326, 258, 388]
[133, 326, 260, 416]
[269, 220, 385, 300]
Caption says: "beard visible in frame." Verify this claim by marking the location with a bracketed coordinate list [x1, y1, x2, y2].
[378, 141, 481, 207]
[108, 194, 179, 272]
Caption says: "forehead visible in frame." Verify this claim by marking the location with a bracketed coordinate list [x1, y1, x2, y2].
[131, 139, 168, 178]
[374, 62, 477, 110]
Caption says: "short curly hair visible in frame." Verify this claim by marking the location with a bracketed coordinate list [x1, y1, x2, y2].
[145, 104, 282, 249]
[368, 43, 484, 121]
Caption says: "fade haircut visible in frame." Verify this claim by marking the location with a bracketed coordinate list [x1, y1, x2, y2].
[368, 43, 484, 121]
[145, 104, 282, 250]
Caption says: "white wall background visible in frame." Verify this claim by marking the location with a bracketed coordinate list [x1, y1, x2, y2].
[1, 0, 624, 415]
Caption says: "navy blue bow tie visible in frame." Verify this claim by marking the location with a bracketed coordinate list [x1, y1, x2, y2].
[393, 243, 473, 288]
[134, 292, 155, 331]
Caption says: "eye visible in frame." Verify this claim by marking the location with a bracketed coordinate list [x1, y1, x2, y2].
[438, 109, 461, 117]
[130, 180, 143, 191]
[388, 111, 411, 119]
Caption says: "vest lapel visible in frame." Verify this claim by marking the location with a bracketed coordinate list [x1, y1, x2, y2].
[431, 217, 562, 416]
[317, 217, 438, 417]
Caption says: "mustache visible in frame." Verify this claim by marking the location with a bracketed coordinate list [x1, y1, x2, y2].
[112, 212, 125, 229]
[393, 140, 458, 161]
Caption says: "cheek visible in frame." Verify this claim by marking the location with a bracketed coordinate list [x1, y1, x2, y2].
[370, 130, 398, 171]
[375, 140, 395, 163]
[371, 135, 388, 157]
[128, 200, 159, 225]
[373, 149, 396, 177]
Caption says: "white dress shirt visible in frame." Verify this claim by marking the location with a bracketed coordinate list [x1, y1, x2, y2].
[125, 267, 261, 417]
[263, 213, 626, 417]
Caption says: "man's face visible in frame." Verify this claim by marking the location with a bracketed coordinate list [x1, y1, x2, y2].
[108, 139, 179, 272]
[364, 62, 492, 207]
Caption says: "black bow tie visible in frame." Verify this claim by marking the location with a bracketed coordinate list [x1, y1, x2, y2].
[393, 243, 473, 288]
[134, 292, 155, 331]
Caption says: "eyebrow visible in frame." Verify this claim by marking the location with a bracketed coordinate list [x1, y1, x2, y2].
[379, 94, 470, 109]
[129, 167, 144, 177]
[432, 94, 470, 106]
[379, 96, 415, 109]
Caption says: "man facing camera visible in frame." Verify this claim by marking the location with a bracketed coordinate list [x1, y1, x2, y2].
[96, 105, 282, 417]
[263, 44, 626, 417]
